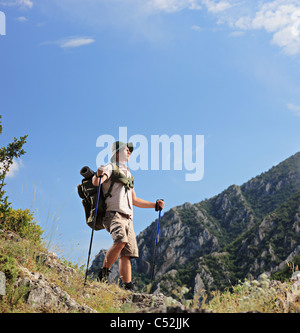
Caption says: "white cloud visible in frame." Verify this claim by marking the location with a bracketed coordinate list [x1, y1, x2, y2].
[15, 16, 28, 21]
[0, 159, 24, 178]
[148, 0, 202, 12]
[35, 0, 300, 55]
[21, 0, 33, 8]
[287, 103, 300, 116]
[0, 0, 33, 9]
[42, 36, 95, 49]
[253, 5, 294, 32]
[148, 0, 233, 13]
[147, 0, 300, 55]
[191, 24, 203, 31]
[272, 27, 300, 55]
[228, 30, 244, 37]
[59, 37, 95, 48]
[232, 1, 300, 55]
[202, 0, 232, 13]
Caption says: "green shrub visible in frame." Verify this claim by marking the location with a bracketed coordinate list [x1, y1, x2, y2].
[0, 208, 43, 245]
[0, 254, 18, 283]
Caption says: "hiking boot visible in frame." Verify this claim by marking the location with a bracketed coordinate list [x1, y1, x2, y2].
[97, 267, 111, 283]
[123, 281, 135, 291]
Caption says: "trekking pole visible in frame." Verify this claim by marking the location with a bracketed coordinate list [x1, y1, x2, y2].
[84, 175, 102, 286]
[150, 200, 164, 284]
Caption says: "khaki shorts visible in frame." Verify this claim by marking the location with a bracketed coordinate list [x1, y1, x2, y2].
[102, 211, 139, 258]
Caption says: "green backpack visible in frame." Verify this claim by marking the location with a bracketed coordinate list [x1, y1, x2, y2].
[77, 164, 134, 230]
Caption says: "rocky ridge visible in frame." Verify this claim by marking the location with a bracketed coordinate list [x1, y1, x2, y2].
[1, 230, 184, 313]
[10, 249, 300, 313]
[1, 229, 300, 313]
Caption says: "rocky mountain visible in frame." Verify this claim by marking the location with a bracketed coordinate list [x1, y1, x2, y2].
[90, 151, 300, 300]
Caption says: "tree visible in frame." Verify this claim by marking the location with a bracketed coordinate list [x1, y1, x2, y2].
[0, 115, 28, 212]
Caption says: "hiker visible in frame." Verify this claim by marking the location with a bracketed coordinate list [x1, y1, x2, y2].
[92, 141, 165, 291]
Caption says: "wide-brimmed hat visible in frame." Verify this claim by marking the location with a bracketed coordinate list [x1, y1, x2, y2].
[110, 141, 134, 162]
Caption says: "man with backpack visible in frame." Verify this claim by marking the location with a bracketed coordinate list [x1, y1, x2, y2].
[92, 141, 165, 291]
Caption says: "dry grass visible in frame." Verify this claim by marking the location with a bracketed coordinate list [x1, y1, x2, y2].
[199, 274, 300, 313]
[1, 211, 299, 313]
[0, 230, 136, 313]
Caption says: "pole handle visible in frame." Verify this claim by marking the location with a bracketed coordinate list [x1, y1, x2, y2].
[155, 198, 164, 211]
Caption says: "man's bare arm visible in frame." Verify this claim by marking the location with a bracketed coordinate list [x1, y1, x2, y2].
[132, 190, 164, 210]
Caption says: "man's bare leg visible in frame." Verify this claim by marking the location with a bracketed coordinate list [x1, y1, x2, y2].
[119, 256, 131, 283]
[103, 242, 126, 269]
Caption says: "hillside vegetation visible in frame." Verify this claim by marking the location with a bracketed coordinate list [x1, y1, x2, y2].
[0, 222, 300, 313]
[0, 211, 134, 313]
[1, 116, 300, 313]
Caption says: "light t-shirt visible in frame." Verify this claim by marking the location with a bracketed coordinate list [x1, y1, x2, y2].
[102, 163, 133, 217]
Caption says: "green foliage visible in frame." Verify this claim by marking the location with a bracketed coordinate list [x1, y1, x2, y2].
[199, 157, 300, 292]
[241, 152, 300, 220]
[0, 208, 43, 245]
[177, 207, 206, 239]
[272, 255, 300, 282]
[201, 274, 282, 313]
[0, 254, 18, 283]
[0, 115, 42, 244]
[0, 115, 28, 212]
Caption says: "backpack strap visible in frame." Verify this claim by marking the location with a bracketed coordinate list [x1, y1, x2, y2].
[104, 163, 134, 198]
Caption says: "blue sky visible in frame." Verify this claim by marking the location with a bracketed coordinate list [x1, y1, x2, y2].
[1, 0, 300, 265]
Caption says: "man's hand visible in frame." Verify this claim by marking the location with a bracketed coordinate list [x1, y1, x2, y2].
[92, 166, 107, 186]
[96, 166, 105, 177]
[155, 199, 165, 211]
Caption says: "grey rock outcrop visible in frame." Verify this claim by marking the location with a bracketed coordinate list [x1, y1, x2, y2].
[16, 266, 96, 312]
